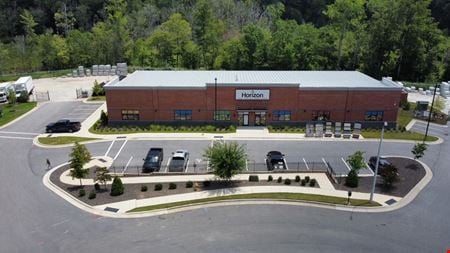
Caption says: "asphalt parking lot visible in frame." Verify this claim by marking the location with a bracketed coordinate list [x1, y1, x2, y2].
[105, 139, 375, 176]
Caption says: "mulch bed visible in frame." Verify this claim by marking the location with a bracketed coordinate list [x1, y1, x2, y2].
[333, 157, 426, 197]
[50, 167, 319, 206]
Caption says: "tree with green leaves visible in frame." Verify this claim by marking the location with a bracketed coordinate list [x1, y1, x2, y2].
[203, 141, 247, 180]
[94, 167, 112, 189]
[325, 0, 365, 69]
[345, 151, 366, 187]
[69, 142, 92, 186]
[412, 143, 428, 160]
[20, 10, 37, 39]
[8, 90, 16, 106]
[381, 164, 399, 189]
[110, 176, 124, 196]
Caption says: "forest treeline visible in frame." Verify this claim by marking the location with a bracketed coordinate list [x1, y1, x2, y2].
[0, 0, 449, 82]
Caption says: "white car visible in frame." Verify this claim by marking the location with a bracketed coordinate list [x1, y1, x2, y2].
[168, 150, 189, 172]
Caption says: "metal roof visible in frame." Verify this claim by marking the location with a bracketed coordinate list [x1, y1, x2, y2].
[105, 70, 401, 90]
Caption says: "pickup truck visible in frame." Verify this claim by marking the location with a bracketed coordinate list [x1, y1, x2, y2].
[45, 119, 81, 133]
[142, 148, 164, 172]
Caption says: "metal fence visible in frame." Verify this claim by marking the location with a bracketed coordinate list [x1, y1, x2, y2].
[30, 91, 50, 102]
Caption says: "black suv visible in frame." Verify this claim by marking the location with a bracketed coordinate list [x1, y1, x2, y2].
[368, 156, 392, 175]
[143, 148, 164, 172]
[266, 151, 286, 170]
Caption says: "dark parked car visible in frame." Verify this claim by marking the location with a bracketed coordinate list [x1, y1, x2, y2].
[143, 148, 164, 172]
[46, 119, 81, 133]
[266, 151, 286, 170]
[368, 156, 392, 175]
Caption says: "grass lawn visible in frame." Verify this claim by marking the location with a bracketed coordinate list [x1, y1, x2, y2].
[38, 136, 99, 145]
[0, 69, 71, 82]
[361, 130, 438, 141]
[87, 96, 106, 101]
[0, 102, 37, 127]
[128, 192, 380, 213]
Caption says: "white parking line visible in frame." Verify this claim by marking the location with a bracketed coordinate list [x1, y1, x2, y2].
[245, 160, 248, 171]
[0, 131, 40, 135]
[303, 158, 309, 170]
[321, 157, 328, 169]
[122, 156, 133, 174]
[365, 163, 375, 176]
[0, 135, 34, 140]
[165, 158, 172, 173]
[283, 158, 289, 170]
[113, 140, 128, 160]
[341, 157, 351, 171]
[185, 159, 190, 173]
[104, 140, 115, 157]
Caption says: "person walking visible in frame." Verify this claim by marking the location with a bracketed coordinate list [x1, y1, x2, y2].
[46, 158, 51, 170]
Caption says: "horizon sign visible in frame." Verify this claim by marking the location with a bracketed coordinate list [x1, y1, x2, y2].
[236, 89, 270, 100]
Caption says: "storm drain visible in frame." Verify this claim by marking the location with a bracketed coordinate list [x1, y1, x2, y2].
[104, 207, 119, 213]
[98, 158, 107, 163]
[385, 199, 397, 205]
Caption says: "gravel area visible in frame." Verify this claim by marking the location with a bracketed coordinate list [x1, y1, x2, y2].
[50, 166, 319, 206]
[333, 157, 425, 197]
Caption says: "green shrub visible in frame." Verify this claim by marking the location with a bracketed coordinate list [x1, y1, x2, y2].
[295, 175, 300, 182]
[110, 176, 124, 196]
[141, 185, 148, 192]
[305, 176, 310, 183]
[228, 125, 236, 132]
[186, 181, 193, 188]
[277, 176, 282, 183]
[301, 179, 306, 186]
[203, 180, 211, 187]
[78, 189, 86, 197]
[149, 124, 161, 131]
[249, 175, 259, 182]
[94, 183, 100, 191]
[100, 110, 108, 126]
[345, 170, 359, 188]
[169, 183, 177, 190]
[204, 125, 215, 132]
[17, 91, 29, 103]
[284, 178, 291, 185]
[88, 190, 96, 199]
[268, 175, 273, 182]
[309, 179, 317, 187]
[154, 183, 163, 191]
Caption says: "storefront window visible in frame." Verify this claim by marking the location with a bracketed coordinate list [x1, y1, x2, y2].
[273, 111, 291, 121]
[175, 110, 192, 120]
[365, 111, 384, 121]
[122, 110, 139, 120]
[214, 110, 231, 121]
[312, 111, 330, 121]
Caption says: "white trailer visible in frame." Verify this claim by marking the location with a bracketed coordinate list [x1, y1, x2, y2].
[0, 82, 13, 102]
[14, 76, 33, 97]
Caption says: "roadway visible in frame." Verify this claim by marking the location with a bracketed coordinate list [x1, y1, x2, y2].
[0, 102, 449, 252]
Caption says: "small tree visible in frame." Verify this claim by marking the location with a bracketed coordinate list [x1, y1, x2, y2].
[203, 141, 247, 180]
[412, 143, 427, 160]
[92, 80, 105, 96]
[94, 167, 112, 189]
[8, 90, 16, 105]
[17, 90, 29, 103]
[69, 142, 91, 186]
[381, 164, 399, 189]
[345, 169, 359, 188]
[347, 151, 366, 172]
[100, 110, 108, 126]
[110, 176, 124, 196]
[432, 96, 445, 113]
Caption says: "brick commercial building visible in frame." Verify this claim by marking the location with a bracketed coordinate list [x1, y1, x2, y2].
[104, 70, 403, 128]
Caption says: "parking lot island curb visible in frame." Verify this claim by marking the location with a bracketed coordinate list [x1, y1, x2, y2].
[42, 156, 433, 218]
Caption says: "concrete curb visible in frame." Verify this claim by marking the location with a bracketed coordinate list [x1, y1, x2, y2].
[0, 102, 42, 129]
[32, 136, 109, 149]
[42, 156, 433, 218]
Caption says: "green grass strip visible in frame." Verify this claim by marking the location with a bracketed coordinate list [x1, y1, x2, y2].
[87, 96, 106, 101]
[361, 130, 438, 141]
[0, 102, 37, 127]
[38, 136, 99, 145]
[128, 192, 380, 213]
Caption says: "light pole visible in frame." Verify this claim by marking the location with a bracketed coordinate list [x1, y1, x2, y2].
[369, 121, 387, 202]
[423, 83, 439, 143]
[214, 77, 217, 121]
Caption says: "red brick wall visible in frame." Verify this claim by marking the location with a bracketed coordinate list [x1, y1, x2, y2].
[106, 86, 401, 124]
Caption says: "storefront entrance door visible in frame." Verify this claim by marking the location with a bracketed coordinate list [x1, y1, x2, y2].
[255, 112, 266, 126]
[239, 112, 249, 126]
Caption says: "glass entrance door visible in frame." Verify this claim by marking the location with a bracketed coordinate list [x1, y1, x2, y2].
[238, 112, 249, 126]
[255, 112, 266, 126]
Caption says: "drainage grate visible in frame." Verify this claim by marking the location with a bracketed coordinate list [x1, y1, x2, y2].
[117, 136, 127, 139]
[104, 207, 119, 213]
[98, 158, 107, 163]
[385, 199, 397, 205]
